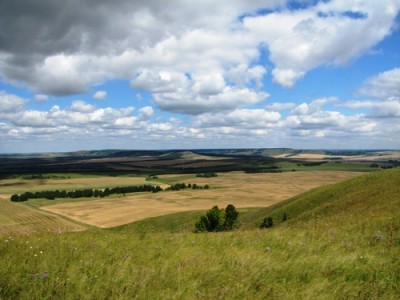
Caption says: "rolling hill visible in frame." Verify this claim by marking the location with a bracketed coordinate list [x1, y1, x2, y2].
[113, 168, 400, 233]
[1, 168, 399, 299]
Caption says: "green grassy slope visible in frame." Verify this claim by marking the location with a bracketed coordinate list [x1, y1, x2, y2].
[1, 169, 399, 299]
[115, 168, 400, 233]
[253, 167, 400, 229]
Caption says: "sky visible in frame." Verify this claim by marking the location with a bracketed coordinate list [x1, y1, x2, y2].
[0, 0, 399, 153]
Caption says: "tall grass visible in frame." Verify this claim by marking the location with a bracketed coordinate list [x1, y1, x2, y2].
[1, 227, 398, 299]
[1, 169, 399, 299]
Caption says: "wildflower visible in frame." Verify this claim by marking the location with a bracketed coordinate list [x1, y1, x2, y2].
[265, 247, 272, 252]
[43, 271, 49, 278]
[374, 234, 383, 241]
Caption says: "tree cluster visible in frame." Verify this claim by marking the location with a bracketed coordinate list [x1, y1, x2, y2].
[194, 204, 239, 232]
[165, 183, 209, 191]
[10, 184, 162, 202]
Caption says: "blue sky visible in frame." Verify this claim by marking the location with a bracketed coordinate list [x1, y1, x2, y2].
[0, 0, 399, 153]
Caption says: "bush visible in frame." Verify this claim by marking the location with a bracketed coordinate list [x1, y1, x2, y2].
[195, 204, 238, 232]
[260, 217, 273, 229]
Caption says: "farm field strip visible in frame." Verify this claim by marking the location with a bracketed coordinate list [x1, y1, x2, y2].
[0, 196, 86, 235]
[41, 171, 363, 228]
[0, 176, 158, 195]
[273, 151, 400, 161]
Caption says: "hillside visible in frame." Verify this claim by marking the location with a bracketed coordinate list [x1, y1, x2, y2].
[255, 167, 400, 229]
[114, 168, 400, 233]
[1, 169, 399, 299]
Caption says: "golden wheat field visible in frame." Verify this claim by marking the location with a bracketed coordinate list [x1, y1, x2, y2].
[40, 171, 362, 228]
[0, 175, 154, 195]
[0, 195, 86, 235]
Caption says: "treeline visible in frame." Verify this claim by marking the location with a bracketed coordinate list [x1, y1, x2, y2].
[10, 182, 211, 202]
[165, 183, 209, 191]
[298, 161, 327, 167]
[10, 184, 162, 202]
[10, 174, 70, 180]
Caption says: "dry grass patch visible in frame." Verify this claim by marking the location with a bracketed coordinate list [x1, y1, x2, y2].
[42, 171, 362, 228]
[179, 151, 229, 160]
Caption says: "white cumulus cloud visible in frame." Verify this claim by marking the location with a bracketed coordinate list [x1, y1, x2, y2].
[0, 91, 26, 115]
[93, 90, 107, 100]
[358, 67, 400, 99]
[244, 1, 399, 87]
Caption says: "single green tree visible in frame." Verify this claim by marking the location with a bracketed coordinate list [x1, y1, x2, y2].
[206, 206, 223, 231]
[223, 204, 239, 230]
[194, 206, 224, 232]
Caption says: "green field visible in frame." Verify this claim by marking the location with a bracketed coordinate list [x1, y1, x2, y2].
[1, 168, 399, 299]
[276, 161, 379, 172]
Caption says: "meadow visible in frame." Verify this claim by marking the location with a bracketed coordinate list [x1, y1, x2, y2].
[0, 168, 399, 299]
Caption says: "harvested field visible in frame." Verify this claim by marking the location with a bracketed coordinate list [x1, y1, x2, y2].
[178, 151, 228, 160]
[42, 171, 362, 228]
[0, 176, 154, 195]
[273, 151, 400, 161]
[0, 195, 86, 235]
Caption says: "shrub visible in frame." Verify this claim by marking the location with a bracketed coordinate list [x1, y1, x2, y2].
[194, 215, 210, 233]
[195, 204, 239, 232]
[260, 217, 273, 229]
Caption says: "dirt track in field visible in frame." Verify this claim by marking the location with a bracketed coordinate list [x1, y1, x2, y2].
[42, 171, 362, 228]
